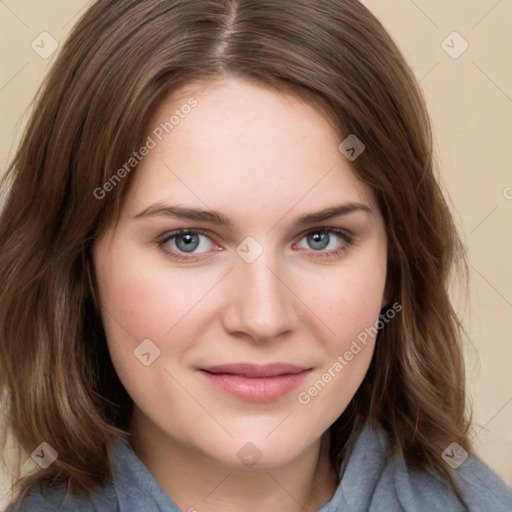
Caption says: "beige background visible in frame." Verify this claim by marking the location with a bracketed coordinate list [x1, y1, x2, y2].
[0, 0, 511, 507]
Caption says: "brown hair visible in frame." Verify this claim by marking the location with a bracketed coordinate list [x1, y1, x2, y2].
[0, 0, 471, 504]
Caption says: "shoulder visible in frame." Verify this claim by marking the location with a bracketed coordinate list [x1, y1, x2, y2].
[393, 450, 512, 512]
[328, 422, 512, 512]
[3, 444, 122, 512]
[4, 437, 179, 512]
[3, 483, 118, 512]
[450, 456, 512, 511]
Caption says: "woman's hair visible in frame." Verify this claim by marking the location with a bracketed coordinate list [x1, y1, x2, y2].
[0, 0, 471, 504]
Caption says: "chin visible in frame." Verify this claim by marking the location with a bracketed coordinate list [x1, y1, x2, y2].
[194, 429, 317, 470]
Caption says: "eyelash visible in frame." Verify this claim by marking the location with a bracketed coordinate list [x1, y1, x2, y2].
[157, 228, 355, 263]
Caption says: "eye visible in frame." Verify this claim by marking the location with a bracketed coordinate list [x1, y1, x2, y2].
[295, 228, 354, 256]
[157, 227, 354, 262]
[158, 229, 216, 261]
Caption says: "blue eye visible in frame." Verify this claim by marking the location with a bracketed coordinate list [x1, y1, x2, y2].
[160, 229, 214, 256]
[157, 227, 354, 263]
[306, 231, 330, 250]
[296, 229, 353, 254]
[174, 233, 201, 252]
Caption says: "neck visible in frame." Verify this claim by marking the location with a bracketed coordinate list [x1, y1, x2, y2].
[129, 411, 339, 512]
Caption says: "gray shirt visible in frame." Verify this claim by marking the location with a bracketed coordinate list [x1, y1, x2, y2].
[5, 422, 512, 511]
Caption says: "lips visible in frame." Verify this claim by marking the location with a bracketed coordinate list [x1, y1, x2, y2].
[197, 363, 312, 402]
[200, 363, 310, 378]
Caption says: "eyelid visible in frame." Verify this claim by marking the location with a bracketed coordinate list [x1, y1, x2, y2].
[158, 226, 353, 244]
[158, 228, 216, 245]
[294, 225, 353, 241]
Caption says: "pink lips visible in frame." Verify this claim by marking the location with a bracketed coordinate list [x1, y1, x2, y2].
[197, 363, 311, 402]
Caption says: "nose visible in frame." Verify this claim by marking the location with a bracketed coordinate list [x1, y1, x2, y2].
[221, 251, 299, 343]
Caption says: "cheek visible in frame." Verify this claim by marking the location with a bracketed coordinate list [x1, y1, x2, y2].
[94, 240, 217, 344]
[293, 254, 386, 413]
[294, 265, 385, 424]
[304, 257, 387, 346]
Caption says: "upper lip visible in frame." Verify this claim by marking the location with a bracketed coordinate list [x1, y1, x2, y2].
[199, 363, 311, 378]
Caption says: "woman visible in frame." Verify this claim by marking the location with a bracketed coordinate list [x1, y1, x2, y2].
[1, 1, 511, 510]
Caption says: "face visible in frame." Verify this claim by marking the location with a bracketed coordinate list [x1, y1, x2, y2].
[93, 77, 388, 468]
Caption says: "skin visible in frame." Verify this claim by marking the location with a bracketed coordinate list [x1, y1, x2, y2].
[93, 76, 388, 512]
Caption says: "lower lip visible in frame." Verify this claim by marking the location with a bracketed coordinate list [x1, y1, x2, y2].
[198, 369, 311, 402]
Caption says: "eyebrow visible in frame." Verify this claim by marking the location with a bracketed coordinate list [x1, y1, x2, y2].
[133, 202, 372, 227]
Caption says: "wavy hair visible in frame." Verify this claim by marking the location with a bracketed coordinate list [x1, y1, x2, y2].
[0, 0, 471, 504]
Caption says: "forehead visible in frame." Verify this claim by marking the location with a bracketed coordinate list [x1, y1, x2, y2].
[122, 77, 378, 225]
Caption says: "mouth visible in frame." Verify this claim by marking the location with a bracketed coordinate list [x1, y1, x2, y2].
[197, 363, 312, 402]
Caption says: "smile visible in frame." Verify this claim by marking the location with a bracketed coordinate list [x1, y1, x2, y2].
[197, 363, 312, 402]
